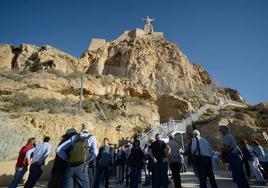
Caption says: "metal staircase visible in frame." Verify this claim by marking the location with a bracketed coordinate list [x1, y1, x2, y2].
[138, 98, 246, 147]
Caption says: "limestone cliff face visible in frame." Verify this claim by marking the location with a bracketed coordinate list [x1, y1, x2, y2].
[0, 44, 88, 73]
[0, 28, 259, 162]
[0, 45, 14, 69]
[82, 32, 212, 93]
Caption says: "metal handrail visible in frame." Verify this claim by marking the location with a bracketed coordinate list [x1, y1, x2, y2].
[138, 98, 246, 147]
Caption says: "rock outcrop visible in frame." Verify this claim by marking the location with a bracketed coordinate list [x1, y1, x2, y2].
[0, 44, 89, 74]
[82, 32, 212, 94]
[0, 27, 266, 164]
[0, 45, 14, 69]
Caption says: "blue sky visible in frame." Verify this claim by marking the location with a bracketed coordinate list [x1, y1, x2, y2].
[0, 0, 267, 104]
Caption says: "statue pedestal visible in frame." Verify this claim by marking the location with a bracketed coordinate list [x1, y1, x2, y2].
[144, 24, 153, 34]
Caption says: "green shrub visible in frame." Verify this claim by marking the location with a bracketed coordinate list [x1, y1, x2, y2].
[0, 104, 22, 113]
[46, 69, 65, 77]
[1, 93, 76, 114]
[82, 99, 96, 113]
[0, 70, 24, 82]
[97, 103, 120, 120]
[65, 71, 83, 80]
[132, 126, 144, 134]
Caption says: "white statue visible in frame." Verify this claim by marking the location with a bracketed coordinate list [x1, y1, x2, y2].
[142, 16, 155, 26]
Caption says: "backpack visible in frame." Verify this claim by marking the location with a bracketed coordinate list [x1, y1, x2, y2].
[67, 134, 91, 165]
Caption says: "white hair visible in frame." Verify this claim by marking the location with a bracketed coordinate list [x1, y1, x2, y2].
[192, 130, 200, 136]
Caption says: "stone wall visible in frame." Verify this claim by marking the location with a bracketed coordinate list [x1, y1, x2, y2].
[88, 38, 106, 51]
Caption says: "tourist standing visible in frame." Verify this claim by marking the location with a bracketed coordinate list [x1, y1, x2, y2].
[150, 133, 171, 188]
[125, 139, 133, 186]
[93, 138, 114, 188]
[184, 133, 197, 175]
[252, 139, 266, 161]
[47, 128, 77, 188]
[127, 139, 145, 188]
[240, 139, 266, 185]
[211, 150, 220, 170]
[8, 138, 35, 188]
[191, 130, 218, 188]
[115, 146, 126, 184]
[167, 135, 182, 188]
[179, 148, 187, 173]
[252, 139, 268, 177]
[24, 136, 51, 188]
[219, 125, 249, 188]
[56, 122, 98, 188]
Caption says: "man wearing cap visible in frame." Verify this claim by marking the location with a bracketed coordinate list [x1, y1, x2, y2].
[47, 128, 77, 188]
[191, 130, 218, 188]
[56, 122, 98, 188]
[219, 125, 249, 188]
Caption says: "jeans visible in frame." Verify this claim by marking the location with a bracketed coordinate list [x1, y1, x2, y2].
[93, 166, 110, 188]
[249, 159, 265, 183]
[64, 164, 89, 188]
[169, 162, 181, 188]
[116, 165, 124, 183]
[180, 161, 187, 173]
[8, 166, 28, 188]
[195, 156, 217, 188]
[144, 162, 151, 185]
[152, 161, 168, 188]
[227, 153, 250, 188]
[130, 167, 140, 188]
[88, 167, 95, 188]
[24, 164, 43, 188]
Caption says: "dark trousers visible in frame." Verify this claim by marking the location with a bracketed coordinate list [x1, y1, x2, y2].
[169, 162, 182, 188]
[130, 167, 140, 188]
[88, 167, 95, 188]
[243, 159, 251, 177]
[196, 156, 218, 188]
[47, 174, 65, 188]
[24, 164, 43, 188]
[152, 161, 168, 188]
[125, 166, 131, 186]
[228, 154, 250, 188]
[93, 166, 109, 188]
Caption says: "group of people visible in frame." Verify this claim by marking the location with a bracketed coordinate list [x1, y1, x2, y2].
[7, 122, 268, 188]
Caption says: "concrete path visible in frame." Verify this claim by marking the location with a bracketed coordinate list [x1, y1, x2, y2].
[13, 170, 267, 188]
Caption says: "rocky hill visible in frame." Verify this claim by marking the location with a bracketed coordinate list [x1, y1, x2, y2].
[0, 28, 267, 161]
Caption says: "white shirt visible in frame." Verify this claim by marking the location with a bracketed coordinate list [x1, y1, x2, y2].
[191, 136, 212, 157]
[56, 132, 98, 161]
[223, 134, 238, 154]
[26, 142, 51, 164]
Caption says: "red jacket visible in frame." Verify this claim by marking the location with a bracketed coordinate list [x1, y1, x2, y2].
[15, 143, 33, 168]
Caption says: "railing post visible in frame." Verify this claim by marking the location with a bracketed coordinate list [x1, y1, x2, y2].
[79, 74, 84, 110]
[180, 133, 185, 151]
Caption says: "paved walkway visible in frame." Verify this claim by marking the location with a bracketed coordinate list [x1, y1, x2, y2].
[13, 170, 267, 188]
